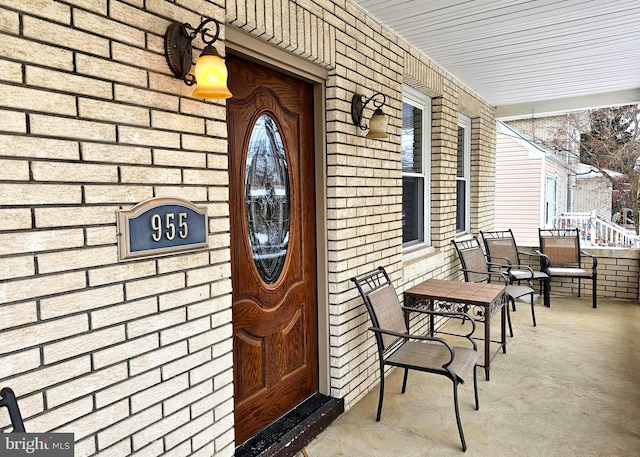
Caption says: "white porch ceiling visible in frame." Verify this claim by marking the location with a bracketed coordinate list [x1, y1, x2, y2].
[350, 0, 640, 118]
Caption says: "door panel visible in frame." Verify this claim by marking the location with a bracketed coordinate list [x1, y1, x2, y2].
[227, 55, 318, 445]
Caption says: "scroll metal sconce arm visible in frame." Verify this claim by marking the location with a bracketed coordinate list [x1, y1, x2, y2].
[351, 92, 386, 130]
[164, 18, 222, 86]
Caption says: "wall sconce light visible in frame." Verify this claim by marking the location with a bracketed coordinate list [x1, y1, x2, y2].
[164, 18, 232, 99]
[351, 92, 388, 139]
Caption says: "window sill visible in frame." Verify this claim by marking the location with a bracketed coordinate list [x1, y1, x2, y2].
[402, 244, 437, 264]
[454, 232, 473, 242]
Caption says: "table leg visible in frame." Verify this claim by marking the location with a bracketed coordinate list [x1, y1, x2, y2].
[501, 297, 507, 354]
[484, 309, 490, 381]
[429, 299, 435, 337]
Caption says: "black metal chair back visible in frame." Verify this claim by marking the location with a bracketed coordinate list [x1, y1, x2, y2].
[451, 237, 492, 283]
[351, 266, 406, 351]
[480, 229, 521, 266]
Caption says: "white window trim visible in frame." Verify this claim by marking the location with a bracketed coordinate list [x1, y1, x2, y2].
[457, 114, 471, 234]
[544, 173, 558, 228]
[402, 85, 431, 251]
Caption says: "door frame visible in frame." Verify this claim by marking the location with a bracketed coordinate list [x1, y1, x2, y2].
[226, 27, 331, 396]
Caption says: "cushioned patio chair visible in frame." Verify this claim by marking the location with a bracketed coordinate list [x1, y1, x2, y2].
[537, 228, 598, 308]
[480, 229, 550, 308]
[452, 237, 536, 334]
[352, 266, 479, 452]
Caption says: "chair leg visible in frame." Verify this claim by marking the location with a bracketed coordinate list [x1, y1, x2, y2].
[544, 278, 551, 308]
[577, 278, 582, 297]
[506, 298, 514, 337]
[473, 365, 479, 411]
[452, 380, 467, 452]
[376, 366, 385, 421]
[592, 276, 597, 308]
[401, 368, 409, 393]
[529, 292, 536, 326]
[539, 279, 549, 308]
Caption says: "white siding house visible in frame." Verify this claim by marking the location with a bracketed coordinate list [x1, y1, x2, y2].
[495, 121, 570, 245]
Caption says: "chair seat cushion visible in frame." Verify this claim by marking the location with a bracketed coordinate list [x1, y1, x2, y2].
[387, 341, 479, 382]
[511, 269, 548, 280]
[548, 267, 591, 277]
[506, 284, 533, 300]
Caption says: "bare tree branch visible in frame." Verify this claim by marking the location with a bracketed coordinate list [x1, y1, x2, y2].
[537, 105, 640, 234]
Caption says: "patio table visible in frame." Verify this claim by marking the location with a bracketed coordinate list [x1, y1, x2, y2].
[403, 279, 507, 381]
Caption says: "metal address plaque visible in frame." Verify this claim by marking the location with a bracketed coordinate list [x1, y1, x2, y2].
[117, 197, 208, 260]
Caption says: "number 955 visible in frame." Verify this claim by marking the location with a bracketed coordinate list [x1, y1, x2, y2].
[150, 212, 188, 241]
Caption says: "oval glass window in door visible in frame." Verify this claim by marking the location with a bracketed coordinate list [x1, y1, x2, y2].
[245, 114, 290, 285]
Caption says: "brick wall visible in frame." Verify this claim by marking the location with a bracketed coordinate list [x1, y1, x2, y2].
[0, 1, 234, 456]
[0, 0, 496, 454]
[311, 4, 495, 408]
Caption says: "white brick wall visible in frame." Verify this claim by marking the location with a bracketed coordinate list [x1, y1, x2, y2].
[309, 2, 496, 407]
[0, 0, 234, 454]
[0, 0, 497, 454]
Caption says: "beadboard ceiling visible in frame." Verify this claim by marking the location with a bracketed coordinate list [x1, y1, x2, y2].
[350, 0, 640, 118]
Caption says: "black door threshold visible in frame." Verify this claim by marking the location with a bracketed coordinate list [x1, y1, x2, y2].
[235, 393, 344, 457]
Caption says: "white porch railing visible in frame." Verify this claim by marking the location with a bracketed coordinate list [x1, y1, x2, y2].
[554, 211, 640, 248]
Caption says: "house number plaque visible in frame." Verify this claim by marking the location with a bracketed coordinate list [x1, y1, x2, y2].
[117, 197, 208, 260]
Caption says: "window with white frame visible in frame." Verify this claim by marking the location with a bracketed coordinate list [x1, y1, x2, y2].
[402, 86, 431, 248]
[456, 115, 471, 234]
[545, 174, 558, 228]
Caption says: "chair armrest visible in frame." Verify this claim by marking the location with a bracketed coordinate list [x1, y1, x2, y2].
[535, 250, 551, 271]
[518, 250, 543, 258]
[482, 270, 510, 285]
[461, 269, 509, 285]
[0, 387, 25, 433]
[369, 327, 456, 363]
[581, 250, 598, 271]
[401, 307, 477, 338]
[485, 255, 512, 267]
[508, 264, 534, 280]
[485, 256, 516, 275]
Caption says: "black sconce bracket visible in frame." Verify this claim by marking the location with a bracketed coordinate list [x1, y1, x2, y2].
[351, 92, 386, 130]
[164, 18, 221, 86]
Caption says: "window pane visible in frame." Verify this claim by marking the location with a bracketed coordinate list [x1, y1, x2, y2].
[402, 87, 431, 249]
[403, 176, 424, 244]
[456, 179, 466, 233]
[457, 126, 465, 178]
[402, 103, 422, 173]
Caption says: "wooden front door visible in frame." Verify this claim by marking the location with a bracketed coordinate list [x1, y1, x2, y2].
[227, 55, 319, 444]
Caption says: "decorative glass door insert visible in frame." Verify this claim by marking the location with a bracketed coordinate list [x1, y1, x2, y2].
[245, 113, 290, 284]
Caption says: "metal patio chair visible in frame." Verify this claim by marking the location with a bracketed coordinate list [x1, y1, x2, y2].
[452, 237, 536, 334]
[351, 266, 479, 452]
[538, 228, 598, 308]
[480, 229, 550, 308]
[0, 387, 26, 432]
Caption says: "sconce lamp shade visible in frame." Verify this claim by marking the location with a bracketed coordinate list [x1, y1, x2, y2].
[191, 45, 232, 99]
[164, 19, 233, 100]
[366, 108, 388, 139]
[351, 92, 388, 139]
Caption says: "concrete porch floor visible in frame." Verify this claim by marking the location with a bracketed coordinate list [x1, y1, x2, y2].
[300, 296, 640, 456]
